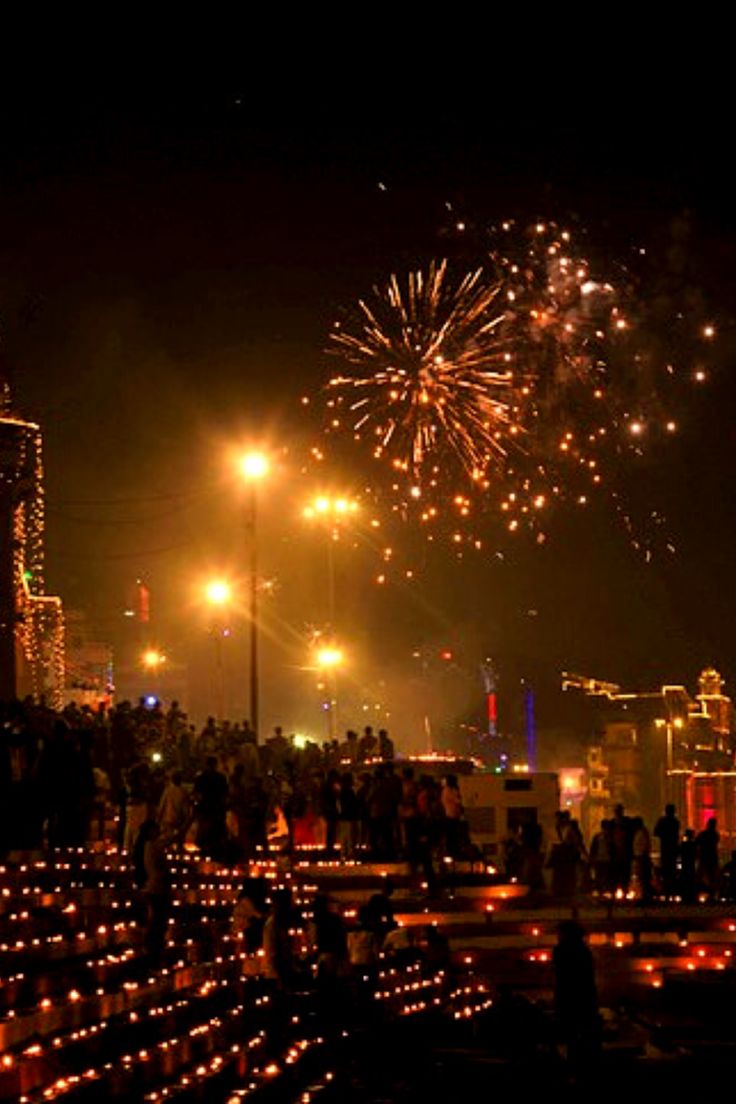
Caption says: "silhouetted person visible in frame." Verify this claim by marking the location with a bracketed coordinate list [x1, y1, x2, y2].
[193, 756, 228, 856]
[441, 773, 464, 859]
[632, 816, 652, 901]
[313, 894, 349, 976]
[611, 804, 634, 891]
[589, 819, 614, 894]
[133, 820, 171, 961]
[520, 819, 545, 892]
[398, 766, 419, 861]
[358, 726, 377, 762]
[157, 769, 190, 846]
[547, 824, 577, 898]
[365, 879, 397, 941]
[553, 921, 600, 1068]
[262, 888, 297, 988]
[368, 765, 396, 858]
[336, 772, 360, 857]
[378, 728, 394, 759]
[231, 878, 266, 953]
[320, 769, 340, 853]
[348, 903, 382, 969]
[654, 804, 680, 897]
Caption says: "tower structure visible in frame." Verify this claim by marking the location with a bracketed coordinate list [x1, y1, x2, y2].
[696, 667, 732, 739]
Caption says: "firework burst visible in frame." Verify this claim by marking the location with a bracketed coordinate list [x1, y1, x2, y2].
[317, 218, 715, 568]
[328, 260, 517, 483]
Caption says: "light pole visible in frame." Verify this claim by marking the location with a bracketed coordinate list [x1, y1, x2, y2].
[303, 495, 359, 630]
[141, 648, 166, 701]
[204, 579, 232, 720]
[656, 716, 684, 805]
[316, 644, 344, 741]
[240, 452, 270, 740]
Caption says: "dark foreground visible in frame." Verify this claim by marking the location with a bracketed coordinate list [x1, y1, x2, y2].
[2, 848, 736, 1102]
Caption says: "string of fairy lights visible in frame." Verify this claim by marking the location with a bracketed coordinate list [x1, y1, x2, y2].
[0, 414, 64, 709]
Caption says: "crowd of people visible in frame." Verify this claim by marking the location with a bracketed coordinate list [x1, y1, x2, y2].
[508, 803, 736, 902]
[0, 697, 468, 875]
[3, 696, 736, 907]
[231, 875, 448, 990]
[125, 749, 469, 898]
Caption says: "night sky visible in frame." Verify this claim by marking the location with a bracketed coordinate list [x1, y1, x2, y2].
[2, 72, 735, 743]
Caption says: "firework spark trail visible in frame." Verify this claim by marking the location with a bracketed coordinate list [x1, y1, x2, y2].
[329, 260, 516, 483]
[318, 220, 716, 569]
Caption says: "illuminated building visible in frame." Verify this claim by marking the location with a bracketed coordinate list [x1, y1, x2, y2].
[565, 669, 735, 842]
[0, 385, 64, 706]
[696, 666, 732, 736]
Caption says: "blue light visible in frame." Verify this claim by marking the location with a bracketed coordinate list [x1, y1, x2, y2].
[145, 695, 158, 708]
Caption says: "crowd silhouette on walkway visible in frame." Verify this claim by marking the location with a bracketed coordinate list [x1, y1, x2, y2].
[510, 803, 734, 902]
[3, 697, 735, 904]
[0, 698, 468, 871]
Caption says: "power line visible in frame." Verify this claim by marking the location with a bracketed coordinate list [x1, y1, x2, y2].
[46, 501, 198, 525]
[48, 484, 217, 508]
[47, 538, 196, 561]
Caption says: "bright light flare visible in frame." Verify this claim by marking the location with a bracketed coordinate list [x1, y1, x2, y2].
[319, 218, 716, 561]
[142, 649, 166, 670]
[303, 494, 359, 519]
[239, 452, 270, 480]
[205, 580, 232, 606]
[316, 646, 344, 669]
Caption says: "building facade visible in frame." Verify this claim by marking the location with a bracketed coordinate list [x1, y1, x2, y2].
[566, 669, 736, 845]
[0, 405, 64, 708]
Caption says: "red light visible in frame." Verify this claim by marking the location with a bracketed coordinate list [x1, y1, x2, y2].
[440, 650, 453, 661]
[487, 693, 497, 722]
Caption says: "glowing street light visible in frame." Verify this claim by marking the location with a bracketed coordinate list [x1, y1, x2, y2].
[316, 646, 344, 669]
[240, 451, 270, 481]
[239, 449, 271, 739]
[141, 649, 166, 706]
[315, 643, 344, 740]
[205, 579, 233, 607]
[203, 582, 235, 719]
[303, 494, 360, 627]
[303, 494, 359, 521]
[142, 648, 166, 670]
[203, 580, 233, 719]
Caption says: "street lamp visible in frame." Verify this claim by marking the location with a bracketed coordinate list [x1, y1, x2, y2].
[205, 579, 232, 607]
[239, 451, 270, 739]
[204, 579, 233, 719]
[141, 648, 166, 703]
[142, 648, 166, 671]
[656, 716, 684, 805]
[303, 494, 359, 628]
[316, 644, 344, 741]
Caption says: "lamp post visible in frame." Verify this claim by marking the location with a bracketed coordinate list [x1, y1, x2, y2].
[140, 644, 164, 675]
[316, 644, 344, 741]
[240, 452, 270, 740]
[141, 648, 166, 701]
[656, 716, 684, 805]
[204, 579, 232, 720]
[303, 495, 359, 630]
[142, 648, 166, 670]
